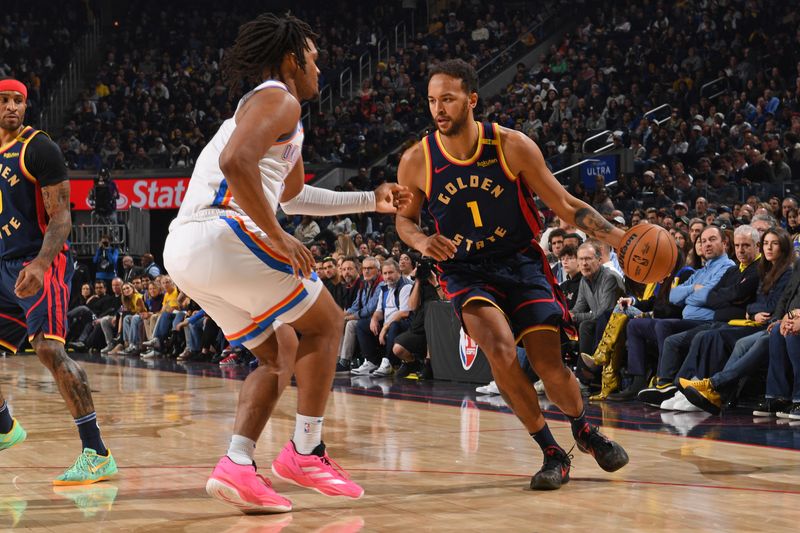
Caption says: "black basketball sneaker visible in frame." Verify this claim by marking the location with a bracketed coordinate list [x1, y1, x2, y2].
[575, 422, 629, 472]
[530, 446, 572, 490]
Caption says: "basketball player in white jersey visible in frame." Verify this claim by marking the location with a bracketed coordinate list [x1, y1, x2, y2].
[164, 13, 410, 513]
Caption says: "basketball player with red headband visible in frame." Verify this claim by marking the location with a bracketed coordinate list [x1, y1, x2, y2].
[0, 79, 117, 485]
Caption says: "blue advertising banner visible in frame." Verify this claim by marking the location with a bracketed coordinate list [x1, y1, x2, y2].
[581, 155, 618, 190]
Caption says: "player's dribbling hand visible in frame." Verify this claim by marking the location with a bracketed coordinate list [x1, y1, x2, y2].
[15, 261, 47, 299]
[422, 234, 457, 261]
[273, 233, 315, 279]
[374, 183, 413, 213]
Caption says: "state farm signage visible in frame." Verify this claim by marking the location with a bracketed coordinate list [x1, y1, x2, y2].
[70, 173, 315, 211]
[70, 177, 189, 211]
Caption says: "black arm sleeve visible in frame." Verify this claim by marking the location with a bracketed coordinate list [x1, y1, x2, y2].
[23, 133, 68, 187]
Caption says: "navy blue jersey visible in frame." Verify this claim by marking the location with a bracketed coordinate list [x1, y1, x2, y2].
[423, 122, 543, 261]
[0, 126, 68, 260]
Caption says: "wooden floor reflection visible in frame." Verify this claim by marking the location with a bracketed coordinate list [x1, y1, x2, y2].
[0, 354, 798, 532]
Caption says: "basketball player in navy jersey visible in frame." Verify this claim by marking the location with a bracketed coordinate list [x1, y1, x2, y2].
[396, 60, 629, 489]
[0, 79, 116, 484]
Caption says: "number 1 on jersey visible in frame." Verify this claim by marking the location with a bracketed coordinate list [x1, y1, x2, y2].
[466, 201, 483, 228]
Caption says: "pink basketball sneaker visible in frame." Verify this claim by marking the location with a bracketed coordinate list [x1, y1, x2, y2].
[271, 441, 364, 499]
[206, 456, 292, 514]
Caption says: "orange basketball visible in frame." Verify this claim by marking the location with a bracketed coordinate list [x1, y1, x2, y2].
[617, 223, 678, 284]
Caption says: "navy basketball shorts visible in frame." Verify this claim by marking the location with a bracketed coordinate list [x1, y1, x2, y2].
[439, 250, 567, 343]
[0, 252, 73, 351]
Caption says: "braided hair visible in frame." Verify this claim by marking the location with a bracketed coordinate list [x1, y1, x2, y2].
[221, 12, 319, 93]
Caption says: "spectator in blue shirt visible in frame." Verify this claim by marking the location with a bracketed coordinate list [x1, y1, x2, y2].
[335, 256, 382, 373]
[93, 235, 120, 289]
[637, 225, 735, 404]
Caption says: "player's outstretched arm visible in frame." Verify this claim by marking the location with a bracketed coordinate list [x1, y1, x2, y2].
[501, 128, 625, 250]
[280, 160, 412, 216]
[220, 88, 314, 278]
[15, 180, 71, 298]
[395, 144, 456, 261]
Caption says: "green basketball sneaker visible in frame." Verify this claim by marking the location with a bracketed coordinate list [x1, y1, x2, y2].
[53, 448, 118, 486]
[0, 419, 26, 451]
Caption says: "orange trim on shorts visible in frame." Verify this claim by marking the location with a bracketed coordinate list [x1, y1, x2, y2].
[227, 216, 291, 263]
[27, 333, 66, 344]
[515, 325, 559, 344]
[227, 284, 305, 341]
[462, 296, 510, 321]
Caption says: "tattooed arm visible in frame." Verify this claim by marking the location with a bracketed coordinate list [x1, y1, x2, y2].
[15, 180, 72, 298]
[499, 127, 625, 249]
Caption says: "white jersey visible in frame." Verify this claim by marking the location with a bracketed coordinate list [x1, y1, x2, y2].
[175, 79, 303, 221]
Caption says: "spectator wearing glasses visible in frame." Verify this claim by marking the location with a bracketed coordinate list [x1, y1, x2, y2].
[335, 256, 382, 373]
[353, 259, 413, 377]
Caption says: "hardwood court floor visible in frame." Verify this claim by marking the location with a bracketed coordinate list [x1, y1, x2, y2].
[0, 354, 798, 532]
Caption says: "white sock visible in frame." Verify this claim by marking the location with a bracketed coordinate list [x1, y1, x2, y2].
[292, 414, 323, 455]
[227, 434, 256, 465]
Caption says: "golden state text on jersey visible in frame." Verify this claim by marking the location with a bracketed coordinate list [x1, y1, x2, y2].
[423, 122, 543, 261]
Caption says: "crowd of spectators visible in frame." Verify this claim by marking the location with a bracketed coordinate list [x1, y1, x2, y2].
[38, 0, 800, 415]
[63, 242, 229, 363]
[482, 0, 800, 210]
[56, 0, 551, 171]
[1, 2, 92, 124]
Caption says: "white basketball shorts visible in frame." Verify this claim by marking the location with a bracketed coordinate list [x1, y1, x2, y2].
[163, 210, 323, 349]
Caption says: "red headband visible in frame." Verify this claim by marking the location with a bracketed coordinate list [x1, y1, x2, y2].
[0, 79, 27, 100]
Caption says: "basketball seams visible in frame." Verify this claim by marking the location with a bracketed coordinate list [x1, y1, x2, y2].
[620, 224, 676, 283]
[644, 231, 658, 281]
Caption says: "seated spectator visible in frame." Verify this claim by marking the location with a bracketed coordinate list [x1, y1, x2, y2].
[328, 214, 355, 237]
[321, 257, 341, 295]
[563, 232, 583, 251]
[97, 278, 125, 354]
[132, 275, 146, 295]
[67, 280, 112, 347]
[333, 257, 361, 311]
[141, 276, 183, 358]
[570, 240, 624, 361]
[674, 228, 793, 395]
[679, 259, 800, 415]
[636, 226, 738, 407]
[392, 259, 443, 379]
[547, 228, 567, 283]
[295, 215, 321, 245]
[398, 251, 416, 282]
[70, 283, 94, 311]
[141, 253, 162, 279]
[176, 300, 204, 361]
[597, 240, 624, 279]
[141, 280, 164, 341]
[121, 255, 144, 283]
[588, 250, 693, 400]
[70, 278, 122, 352]
[337, 256, 382, 373]
[558, 245, 582, 309]
[760, 307, 800, 418]
[352, 259, 413, 377]
[115, 282, 148, 355]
